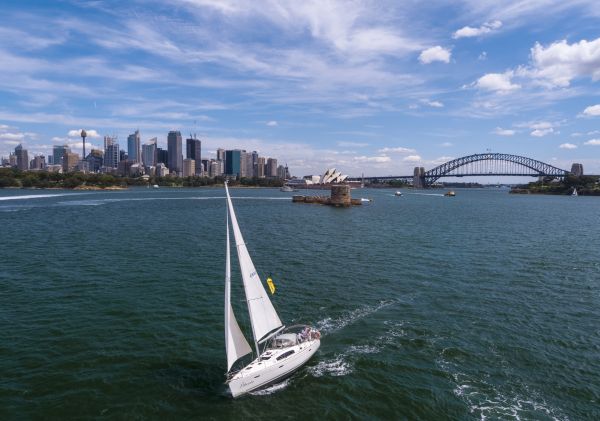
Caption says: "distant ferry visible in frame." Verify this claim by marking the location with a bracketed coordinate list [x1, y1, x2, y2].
[445, 190, 456, 197]
[280, 185, 295, 192]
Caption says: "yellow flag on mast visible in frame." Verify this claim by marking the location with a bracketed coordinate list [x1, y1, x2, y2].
[266, 277, 276, 295]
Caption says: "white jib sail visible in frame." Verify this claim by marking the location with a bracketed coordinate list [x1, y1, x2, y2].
[225, 206, 252, 371]
[225, 184, 283, 344]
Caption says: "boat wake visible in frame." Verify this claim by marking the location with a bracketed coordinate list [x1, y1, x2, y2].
[0, 193, 87, 201]
[437, 356, 566, 420]
[407, 193, 444, 197]
[316, 300, 396, 334]
[249, 378, 292, 396]
[55, 196, 290, 206]
[308, 355, 353, 377]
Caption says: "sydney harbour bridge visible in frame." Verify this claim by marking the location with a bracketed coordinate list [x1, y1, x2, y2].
[352, 153, 571, 187]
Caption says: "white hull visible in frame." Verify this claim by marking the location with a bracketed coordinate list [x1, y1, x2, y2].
[228, 339, 320, 398]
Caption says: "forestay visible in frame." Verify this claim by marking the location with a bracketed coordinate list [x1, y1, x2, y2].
[224, 207, 252, 371]
[225, 184, 283, 344]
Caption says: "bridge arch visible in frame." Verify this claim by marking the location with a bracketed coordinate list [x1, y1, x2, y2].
[423, 153, 569, 185]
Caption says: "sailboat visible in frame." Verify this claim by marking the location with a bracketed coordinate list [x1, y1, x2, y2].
[572, 188, 578, 197]
[224, 182, 321, 398]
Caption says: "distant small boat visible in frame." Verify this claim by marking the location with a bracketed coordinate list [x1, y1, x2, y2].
[153, 184, 159, 189]
[361, 198, 372, 202]
[394, 191, 402, 197]
[444, 190, 456, 197]
[280, 185, 295, 192]
[571, 188, 578, 197]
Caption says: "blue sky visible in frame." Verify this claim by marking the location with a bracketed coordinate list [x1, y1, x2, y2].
[1, 0, 599, 177]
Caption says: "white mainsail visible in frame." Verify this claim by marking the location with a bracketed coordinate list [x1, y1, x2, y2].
[225, 207, 252, 371]
[225, 183, 283, 345]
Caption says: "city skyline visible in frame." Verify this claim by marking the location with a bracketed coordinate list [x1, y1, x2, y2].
[0, 1, 599, 176]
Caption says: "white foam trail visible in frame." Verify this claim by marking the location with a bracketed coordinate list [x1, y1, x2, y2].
[0, 193, 87, 201]
[316, 300, 395, 334]
[407, 193, 445, 197]
[309, 355, 353, 377]
[249, 378, 292, 396]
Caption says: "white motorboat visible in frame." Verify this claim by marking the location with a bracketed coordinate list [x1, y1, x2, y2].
[394, 191, 402, 196]
[223, 182, 320, 398]
[153, 184, 159, 189]
[280, 185, 294, 192]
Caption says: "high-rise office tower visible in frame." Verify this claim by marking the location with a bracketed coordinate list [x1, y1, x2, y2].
[243, 152, 253, 178]
[87, 149, 104, 172]
[186, 136, 201, 175]
[167, 131, 183, 175]
[266, 158, 277, 177]
[142, 138, 157, 168]
[156, 148, 168, 166]
[256, 157, 266, 178]
[31, 155, 45, 170]
[127, 130, 141, 163]
[14, 144, 29, 171]
[53, 144, 70, 166]
[251, 151, 259, 177]
[225, 149, 242, 177]
[105, 143, 120, 169]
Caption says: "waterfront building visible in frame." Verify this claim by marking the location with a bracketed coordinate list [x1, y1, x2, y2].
[117, 159, 132, 177]
[9, 153, 17, 167]
[186, 136, 202, 175]
[63, 151, 80, 173]
[183, 158, 196, 177]
[167, 130, 183, 176]
[155, 163, 169, 177]
[266, 158, 277, 177]
[243, 151, 253, 177]
[53, 144, 69, 166]
[15, 144, 29, 171]
[225, 149, 242, 177]
[256, 156, 266, 178]
[127, 130, 141, 163]
[129, 163, 144, 177]
[142, 138, 157, 168]
[571, 163, 584, 176]
[46, 164, 63, 173]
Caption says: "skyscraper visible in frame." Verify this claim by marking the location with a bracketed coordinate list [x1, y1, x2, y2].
[167, 130, 183, 175]
[14, 144, 29, 171]
[104, 143, 120, 169]
[186, 136, 201, 175]
[266, 158, 277, 177]
[225, 149, 242, 177]
[142, 138, 157, 168]
[127, 130, 141, 163]
[63, 152, 80, 173]
[53, 144, 70, 166]
[256, 157, 266, 178]
[156, 148, 168, 166]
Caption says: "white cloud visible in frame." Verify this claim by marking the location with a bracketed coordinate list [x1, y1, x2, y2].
[419, 46, 451, 64]
[584, 139, 600, 145]
[352, 155, 391, 163]
[492, 127, 516, 136]
[2, 140, 21, 146]
[68, 129, 100, 138]
[421, 99, 444, 108]
[531, 128, 554, 137]
[266, 120, 278, 126]
[440, 142, 453, 147]
[338, 141, 368, 147]
[478, 51, 487, 61]
[453, 20, 502, 39]
[583, 104, 600, 116]
[0, 132, 25, 141]
[528, 38, 600, 88]
[559, 143, 577, 149]
[378, 147, 416, 154]
[475, 71, 520, 92]
[403, 155, 422, 162]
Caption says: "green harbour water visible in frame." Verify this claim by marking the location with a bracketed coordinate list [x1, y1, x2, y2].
[1, 187, 599, 420]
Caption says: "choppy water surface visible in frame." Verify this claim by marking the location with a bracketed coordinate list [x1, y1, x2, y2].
[1, 187, 599, 420]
